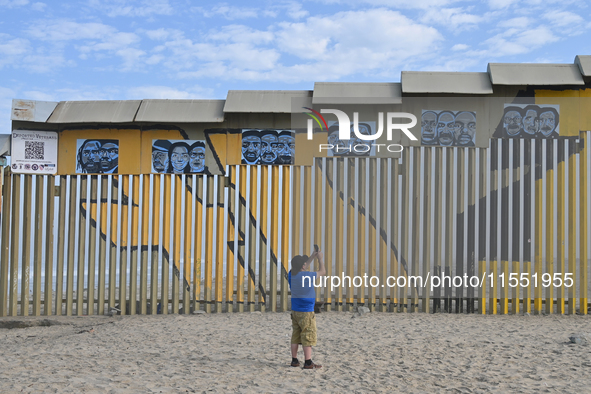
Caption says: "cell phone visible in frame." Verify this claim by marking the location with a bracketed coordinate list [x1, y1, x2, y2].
[314, 244, 319, 253]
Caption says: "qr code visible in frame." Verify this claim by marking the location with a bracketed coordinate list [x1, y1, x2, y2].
[25, 141, 44, 160]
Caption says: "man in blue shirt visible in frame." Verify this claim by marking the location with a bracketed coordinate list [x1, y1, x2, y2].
[288, 250, 325, 369]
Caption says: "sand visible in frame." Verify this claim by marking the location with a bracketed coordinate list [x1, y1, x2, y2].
[0, 312, 590, 393]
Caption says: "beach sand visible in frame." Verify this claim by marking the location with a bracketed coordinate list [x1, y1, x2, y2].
[1, 312, 590, 393]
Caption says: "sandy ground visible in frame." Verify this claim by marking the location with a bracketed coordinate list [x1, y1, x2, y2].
[0, 312, 590, 393]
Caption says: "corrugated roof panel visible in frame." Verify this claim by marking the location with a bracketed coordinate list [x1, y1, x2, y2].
[135, 99, 225, 122]
[47, 100, 142, 123]
[11, 99, 58, 122]
[313, 82, 402, 104]
[487, 63, 585, 85]
[575, 55, 591, 77]
[401, 72, 493, 94]
[223, 90, 312, 113]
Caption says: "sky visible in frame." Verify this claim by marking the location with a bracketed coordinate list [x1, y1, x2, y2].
[1, 0, 590, 134]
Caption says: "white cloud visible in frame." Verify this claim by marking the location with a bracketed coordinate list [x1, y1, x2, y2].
[483, 26, 559, 57]
[487, 0, 517, 9]
[319, 0, 461, 9]
[199, 4, 259, 20]
[88, 0, 174, 17]
[0, 0, 28, 7]
[420, 7, 484, 31]
[451, 43, 468, 51]
[30, 2, 45, 11]
[125, 85, 213, 99]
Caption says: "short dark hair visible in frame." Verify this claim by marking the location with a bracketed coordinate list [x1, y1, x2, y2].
[290, 255, 309, 275]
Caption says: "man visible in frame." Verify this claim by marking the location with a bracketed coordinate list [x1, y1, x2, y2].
[152, 140, 171, 173]
[436, 111, 456, 146]
[288, 249, 325, 370]
[242, 130, 262, 164]
[277, 130, 295, 164]
[77, 140, 102, 173]
[259, 130, 279, 165]
[167, 142, 190, 174]
[421, 111, 439, 145]
[188, 141, 206, 173]
[522, 106, 539, 136]
[503, 107, 523, 137]
[453, 111, 476, 147]
[538, 108, 559, 138]
[99, 141, 119, 174]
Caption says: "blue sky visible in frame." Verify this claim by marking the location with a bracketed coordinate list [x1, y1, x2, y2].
[1, 0, 590, 134]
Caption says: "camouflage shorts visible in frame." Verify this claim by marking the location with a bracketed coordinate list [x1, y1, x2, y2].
[291, 311, 317, 346]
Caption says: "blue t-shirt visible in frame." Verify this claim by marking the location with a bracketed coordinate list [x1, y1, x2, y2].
[288, 271, 317, 312]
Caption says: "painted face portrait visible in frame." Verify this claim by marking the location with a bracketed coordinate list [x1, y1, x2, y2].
[152, 150, 168, 172]
[278, 133, 295, 164]
[421, 111, 438, 145]
[538, 110, 556, 137]
[437, 112, 456, 146]
[242, 135, 261, 164]
[170, 145, 189, 173]
[454, 112, 476, 146]
[328, 129, 350, 156]
[99, 142, 119, 173]
[189, 146, 206, 172]
[260, 132, 279, 164]
[523, 109, 538, 135]
[504, 110, 523, 137]
[81, 141, 101, 173]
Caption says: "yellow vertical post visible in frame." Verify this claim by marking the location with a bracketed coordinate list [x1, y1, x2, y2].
[45, 176, 55, 315]
[173, 176, 182, 313]
[556, 141, 566, 314]
[32, 176, 43, 316]
[445, 149, 454, 313]
[379, 159, 388, 313]
[270, 166, 279, 312]
[545, 143, 554, 315]
[479, 149, 487, 314]
[369, 159, 377, 312]
[215, 177, 224, 313]
[237, 166, 247, 312]
[193, 175, 203, 312]
[108, 177, 117, 312]
[534, 141, 544, 315]
[346, 160, 355, 312]
[325, 162, 333, 311]
[501, 143, 510, 315]
[0, 171, 12, 317]
[97, 177, 107, 316]
[314, 161, 322, 307]
[9, 175, 20, 316]
[422, 149, 432, 313]
[567, 141, 577, 315]
[204, 176, 213, 313]
[224, 168, 235, 313]
[129, 175, 139, 315]
[88, 176, 97, 315]
[22, 176, 32, 316]
[489, 146, 498, 315]
[259, 166, 268, 312]
[183, 177, 192, 314]
[281, 166, 290, 312]
[65, 177, 76, 316]
[119, 176, 128, 316]
[579, 135, 588, 315]
[55, 176, 66, 316]
[151, 176, 160, 313]
[248, 166, 257, 312]
[335, 161, 344, 312]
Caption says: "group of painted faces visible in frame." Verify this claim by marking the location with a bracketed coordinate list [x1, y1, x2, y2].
[151, 140, 206, 174]
[421, 111, 476, 147]
[241, 130, 295, 165]
[327, 123, 373, 156]
[78, 139, 119, 174]
[503, 106, 559, 138]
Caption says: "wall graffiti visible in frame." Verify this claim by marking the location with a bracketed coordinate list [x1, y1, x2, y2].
[241, 129, 295, 165]
[501, 104, 560, 139]
[421, 110, 476, 147]
[76, 139, 119, 174]
[327, 122, 377, 156]
[151, 139, 208, 174]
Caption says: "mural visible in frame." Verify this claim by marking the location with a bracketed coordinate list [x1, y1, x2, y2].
[501, 104, 560, 139]
[241, 129, 295, 165]
[327, 121, 377, 156]
[421, 110, 476, 147]
[76, 139, 119, 174]
[151, 139, 208, 174]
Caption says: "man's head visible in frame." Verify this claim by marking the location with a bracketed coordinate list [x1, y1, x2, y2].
[421, 111, 438, 145]
[538, 108, 558, 137]
[503, 107, 523, 137]
[437, 111, 456, 146]
[152, 140, 171, 173]
[291, 255, 310, 275]
[242, 130, 262, 164]
[98, 141, 119, 172]
[189, 141, 206, 172]
[278, 130, 295, 164]
[522, 106, 539, 136]
[328, 125, 349, 156]
[78, 140, 102, 173]
[350, 123, 372, 156]
[260, 130, 279, 165]
[453, 111, 476, 146]
[168, 142, 190, 173]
